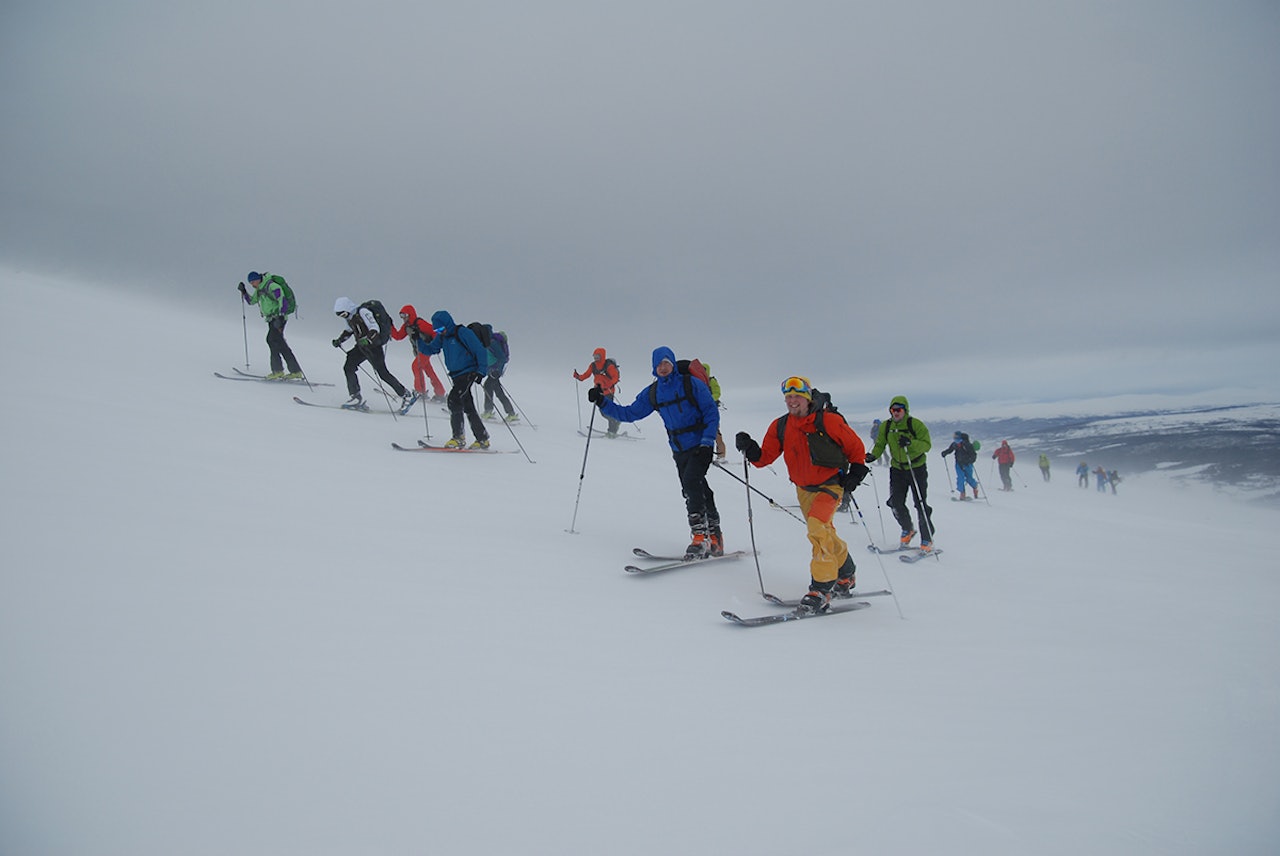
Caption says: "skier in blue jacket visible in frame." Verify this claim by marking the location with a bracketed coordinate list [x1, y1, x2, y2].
[417, 310, 491, 449]
[589, 346, 723, 558]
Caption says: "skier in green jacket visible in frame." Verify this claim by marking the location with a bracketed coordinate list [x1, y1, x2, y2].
[238, 271, 302, 379]
[866, 395, 935, 550]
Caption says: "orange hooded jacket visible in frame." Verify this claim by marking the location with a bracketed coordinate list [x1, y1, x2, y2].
[574, 348, 619, 395]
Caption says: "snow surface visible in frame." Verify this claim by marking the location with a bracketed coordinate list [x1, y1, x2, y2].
[2, 272, 1278, 856]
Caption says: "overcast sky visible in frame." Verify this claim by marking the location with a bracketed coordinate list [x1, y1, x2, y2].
[2, 1, 1277, 405]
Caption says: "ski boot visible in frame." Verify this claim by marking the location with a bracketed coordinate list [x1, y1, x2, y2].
[833, 555, 857, 597]
[684, 513, 711, 560]
[796, 589, 832, 616]
[399, 390, 421, 414]
[708, 517, 725, 557]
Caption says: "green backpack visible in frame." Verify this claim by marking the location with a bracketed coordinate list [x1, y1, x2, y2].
[265, 274, 297, 316]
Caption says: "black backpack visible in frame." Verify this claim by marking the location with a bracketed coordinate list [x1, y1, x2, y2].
[467, 321, 493, 349]
[360, 299, 394, 345]
[775, 390, 851, 470]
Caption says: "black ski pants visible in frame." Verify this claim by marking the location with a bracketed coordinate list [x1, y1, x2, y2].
[447, 372, 489, 442]
[482, 371, 514, 416]
[266, 316, 301, 374]
[344, 343, 407, 398]
[888, 463, 935, 542]
[673, 445, 718, 523]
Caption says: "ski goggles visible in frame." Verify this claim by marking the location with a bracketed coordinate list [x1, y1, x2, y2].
[780, 376, 812, 398]
[889, 403, 905, 413]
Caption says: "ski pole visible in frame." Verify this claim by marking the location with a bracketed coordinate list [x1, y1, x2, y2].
[493, 395, 536, 464]
[574, 378, 584, 433]
[497, 379, 537, 429]
[742, 458, 766, 595]
[567, 406, 597, 534]
[710, 461, 806, 525]
[973, 472, 992, 506]
[1011, 464, 1028, 488]
[903, 461, 940, 562]
[349, 343, 398, 420]
[847, 494, 905, 619]
[868, 466, 888, 545]
[240, 293, 250, 369]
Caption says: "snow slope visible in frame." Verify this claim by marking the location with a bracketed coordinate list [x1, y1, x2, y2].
[2, 272, 1278, 855]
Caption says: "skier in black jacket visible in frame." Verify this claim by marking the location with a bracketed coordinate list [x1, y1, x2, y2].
[940, 431, 980, 500]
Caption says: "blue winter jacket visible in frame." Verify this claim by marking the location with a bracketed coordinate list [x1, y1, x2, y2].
[418, 310, 488, 378]
[600, 346, 719, 453]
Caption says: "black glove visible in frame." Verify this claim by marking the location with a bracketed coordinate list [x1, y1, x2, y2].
[735, 431, 761, 462]
[332, 338, 342, 348]
[693, 445, 714, 466]
[865, 452, 876, 464]
[238, 281, 248, 294]
[587, 386, 603, 405]
[898, 435, 912, 449]
[842, 463, 870, 493]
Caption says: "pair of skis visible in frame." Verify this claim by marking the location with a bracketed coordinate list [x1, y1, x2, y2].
[866, 543, 943, 564]
[624, 547, 749, 574]
[628, 547, 885, 628]
[577, 428, 643, 441]
[293, 395, 425, 417]
[723, 586, 895, 627]
[214, 368, 335, 387]
[391, 439, 516, 455]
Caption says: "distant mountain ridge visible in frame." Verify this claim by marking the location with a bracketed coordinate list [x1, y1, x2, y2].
[928, 403, 1280, 505]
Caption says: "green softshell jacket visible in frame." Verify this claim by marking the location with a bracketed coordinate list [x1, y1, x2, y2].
[867, 395, 931, 469]
[247, 273, 288, 319]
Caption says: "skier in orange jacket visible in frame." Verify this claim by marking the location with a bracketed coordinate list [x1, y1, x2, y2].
[735, 376, 868, 615]
[574, 348, 621, 437]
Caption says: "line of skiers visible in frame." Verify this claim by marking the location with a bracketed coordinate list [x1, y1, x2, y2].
[1076, 461, 1122, 493]
[239, 270, 1108, 613]
[237, 271, 516, 450]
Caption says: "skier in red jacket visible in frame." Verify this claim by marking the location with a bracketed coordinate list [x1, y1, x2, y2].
[390, 305, 446, 402]
[993, 440, 1016, 491]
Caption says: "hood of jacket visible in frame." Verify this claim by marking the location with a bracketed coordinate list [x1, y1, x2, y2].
[430, 310, 456, 333]
[890, 395, 909, 413]
[400, 304, 419, 325]
[334, 296, 358, 316]
[651, 346, 676, 377]
[592, 347, 606, 363]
